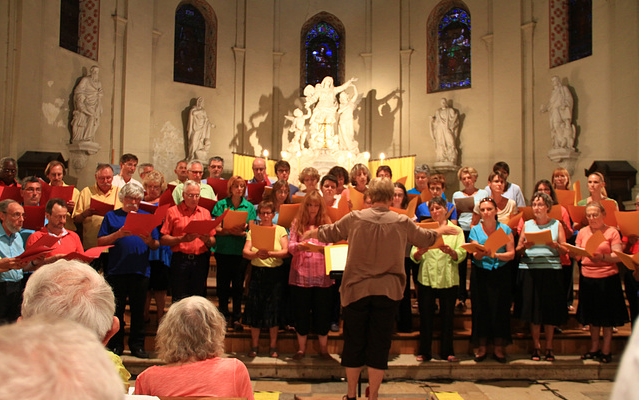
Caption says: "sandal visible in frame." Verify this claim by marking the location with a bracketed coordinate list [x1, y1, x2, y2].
[545, 350, 555, 362]
[415, 354, 429, 362]
[269, 347, 279, 358]
[247, 347, 258, 358]
[599, 353, 612, 363]
[292, 351, 305, 360]
[581, 350, 600, 360]
[446, 355, 459, 362]
[531, 349, 541, 361]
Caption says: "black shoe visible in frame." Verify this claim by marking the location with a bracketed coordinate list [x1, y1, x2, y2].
[131, 347, 150, 359]
[473, 353, 487, 362]
[492, 354, 507, 364]
[110, 346, 124, 356]
[233, 321, 244, 332]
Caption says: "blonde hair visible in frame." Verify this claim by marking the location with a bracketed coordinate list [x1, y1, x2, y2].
[588, 172, 608, 197]
[156, 296, 227, 363]
[143, 170, 167, 192]
[457, 166, 478, 181]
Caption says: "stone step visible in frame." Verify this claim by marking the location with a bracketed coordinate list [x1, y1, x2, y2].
[122, 352, 618, 382]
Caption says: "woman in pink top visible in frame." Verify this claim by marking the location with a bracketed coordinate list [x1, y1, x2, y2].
[574, 202, 628, 363]
[288, 191, 334, 360]
[134, 296, 254, 399]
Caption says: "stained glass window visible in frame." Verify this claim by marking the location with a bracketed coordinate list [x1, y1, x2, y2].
[568, 0, 592, 62]
[438, 8, 471, 90]
[174, 4, 206, 86]
[59, 0, 100, 61]
[304, 22, 341, 86]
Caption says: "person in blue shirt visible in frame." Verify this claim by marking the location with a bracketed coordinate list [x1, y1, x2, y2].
[416, 174, 456, 223]
[98, 183, 159, 358]
[468, 197, 515, 363]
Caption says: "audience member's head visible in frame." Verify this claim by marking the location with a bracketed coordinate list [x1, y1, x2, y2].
[156, 296, 227, 364]
[0, 317, 124, 400]
[21, 259, 119, 345]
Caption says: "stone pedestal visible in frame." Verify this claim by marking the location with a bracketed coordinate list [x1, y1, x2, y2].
[547, 148, 580, 175]
[68, 141, 101, 171]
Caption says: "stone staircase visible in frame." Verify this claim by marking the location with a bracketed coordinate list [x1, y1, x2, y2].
[122, 262, 631, 381]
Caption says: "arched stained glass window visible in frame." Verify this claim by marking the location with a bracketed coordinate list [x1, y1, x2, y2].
[301, 13, 345, 91]
[174, 1, 217, 88]
[427, 1, 472, 93]
[438, 8, 471, 90]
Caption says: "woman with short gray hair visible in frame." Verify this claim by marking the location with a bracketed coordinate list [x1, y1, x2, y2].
[134, 296, 254, 399]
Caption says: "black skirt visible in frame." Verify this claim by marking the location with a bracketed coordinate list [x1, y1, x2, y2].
[242, 266, 283, 328]
[518, 268, 568, 325]
[576, 273, 629, 327]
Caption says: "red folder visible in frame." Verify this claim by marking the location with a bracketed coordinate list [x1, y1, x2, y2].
[22, 206, 46, 231]
[247, 182, 266, 205]
[207, 178, 229, 200]
[0, 186, 21, 202]
[89, 198, 116, 216]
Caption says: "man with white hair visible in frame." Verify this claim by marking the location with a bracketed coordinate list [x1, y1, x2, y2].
[172, 160, 217, 204]
[0, 317, 124, 400]
[21, 258, 131, 389]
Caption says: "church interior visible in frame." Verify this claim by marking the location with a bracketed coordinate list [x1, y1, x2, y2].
[0, 0, 638, 198]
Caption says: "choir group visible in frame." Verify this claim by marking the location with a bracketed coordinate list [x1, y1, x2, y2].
[0, 152, 638, 398]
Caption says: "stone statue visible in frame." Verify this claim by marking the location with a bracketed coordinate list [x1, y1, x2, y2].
[307, 76, 358, 149]
[337, 83, 359, 151]
[187, 97, 213, 160]
[71, 66, 103, 143]
[430, 98, 459, 165]
[540, 76, 576, 150]
[284, 106, 311, 152]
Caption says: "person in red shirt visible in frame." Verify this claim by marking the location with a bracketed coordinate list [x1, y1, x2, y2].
[160, 180, 215, 302]
[26, 198, 83, 263]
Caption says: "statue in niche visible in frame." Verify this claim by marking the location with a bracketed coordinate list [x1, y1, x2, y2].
[540, 76, 576, 150]
[337, 83, 360, 152]
[307, 76, 358, 149]
[430, 98, 459, 165]
[70, 65, 103, 143]
[187, 97, 213, 160]
[284, 106, 311, 152]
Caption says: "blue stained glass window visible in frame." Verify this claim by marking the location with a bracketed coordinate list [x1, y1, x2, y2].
[438, 8, 471, 90]
[305, 22, 340, 86]
[568, 0, 592, 62]
[174, 4, 206, 86]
